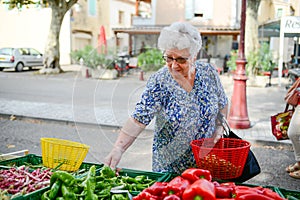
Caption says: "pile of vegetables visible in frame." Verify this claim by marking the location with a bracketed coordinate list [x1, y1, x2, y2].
[42, 165, 156, 200]
[200, 154, 241, 178]
[133, 168, 286, 200]
[0, 163, 293, 200]
[0, 165, 52, 199]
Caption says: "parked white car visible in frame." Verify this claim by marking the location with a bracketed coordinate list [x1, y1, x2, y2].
[0, 47, 44, 72]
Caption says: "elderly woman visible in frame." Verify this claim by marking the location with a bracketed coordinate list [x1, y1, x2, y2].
[104, 22, 228, 174]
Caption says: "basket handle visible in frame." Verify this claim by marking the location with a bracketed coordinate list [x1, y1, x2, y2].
[217, 113, 241, 139]
[0, 149, 29, 157]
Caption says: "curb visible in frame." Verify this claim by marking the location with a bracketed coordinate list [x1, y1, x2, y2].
[1, 113, 292, 149]
[0, 113, 123, 130]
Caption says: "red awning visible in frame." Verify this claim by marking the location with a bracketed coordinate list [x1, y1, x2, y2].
[98, 25, 107, 54]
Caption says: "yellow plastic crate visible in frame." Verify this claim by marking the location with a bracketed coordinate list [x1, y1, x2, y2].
[41, 138, 90, 172]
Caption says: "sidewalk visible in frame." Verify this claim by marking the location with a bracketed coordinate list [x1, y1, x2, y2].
[218, 74, 291, 144]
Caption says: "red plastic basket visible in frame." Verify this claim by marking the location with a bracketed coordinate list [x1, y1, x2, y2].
[191, 138, 250, 180]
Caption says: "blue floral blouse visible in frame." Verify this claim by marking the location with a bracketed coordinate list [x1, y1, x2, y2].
[132, 60, 228, 174]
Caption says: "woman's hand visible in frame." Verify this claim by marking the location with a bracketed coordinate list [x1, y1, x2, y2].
[104, 147, 124, 170]
[213, 126, 224, 143]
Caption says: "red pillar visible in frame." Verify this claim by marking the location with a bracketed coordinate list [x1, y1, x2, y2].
[228, 0, 250, 129]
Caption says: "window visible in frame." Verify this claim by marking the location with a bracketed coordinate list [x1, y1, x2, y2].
[130, 14, 134, 25]
[195, 0, 213, 19]
[118, 10, 124, 24]
[186, 0, 214, 19]
[88, 0, 97, 16]
[276, 8, 283, 18]
[19, 48, 30, 56]
[0, 48, 12, 56]
[30, 48, 41, 56]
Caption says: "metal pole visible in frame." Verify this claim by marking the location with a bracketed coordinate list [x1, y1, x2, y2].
[228, 0, 250, 129]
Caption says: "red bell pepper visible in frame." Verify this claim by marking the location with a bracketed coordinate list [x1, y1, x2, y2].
[234, 185, 286, 200]
[235, 193, 275, 200]
[219, 182, 236, 188]
[213, 182, 235, 198]
[234, 185, 264, 197]
[162, 176, 190, 197]
[132, 191, 159, 200]
[163, 194, 181, 200]
[261, 188, 286, 200]
[181, 168, 212, 182]
[182, 178, 216, 200]
[143, 182, 168, 197]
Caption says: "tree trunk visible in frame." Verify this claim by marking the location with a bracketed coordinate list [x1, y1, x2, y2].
[39, 0, 77, 74]
[245, 0, 260, 58]
[245, 0, 261, 76]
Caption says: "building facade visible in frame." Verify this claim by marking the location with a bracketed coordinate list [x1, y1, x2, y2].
[70, 0, 136, 54]
[258, 0, 300, 63]
[0, 0, 136, 65]
[0, 0, 299, 66]
[115, 0, 241, 60]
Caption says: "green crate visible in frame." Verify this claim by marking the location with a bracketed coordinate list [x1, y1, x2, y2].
[10, 187, 49, 200]
[276, 187, 300, 199]
[0, 154, 104, 200]
[0, 154, 43, 167]
[0, 154, 172, 199]
[0, 154, 103, 172]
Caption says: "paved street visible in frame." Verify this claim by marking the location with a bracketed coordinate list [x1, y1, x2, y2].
[0, 66, 299, 192]
[0, 65, 293, 142]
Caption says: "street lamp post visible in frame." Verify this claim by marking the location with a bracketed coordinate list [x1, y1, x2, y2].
[228, 0, 251, 129]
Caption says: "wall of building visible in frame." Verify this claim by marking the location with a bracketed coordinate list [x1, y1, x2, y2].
[0, 6, 71, 65]
[1, 0, 297, 66]
[258, 1, 300, 64]
[71, 0, 110, 52]
[154, 0, 237, 27]
[259, 0, 300, 24]
[155, 0, 185, 25]
[147, 0, 238, 65]
[110, 0, 136, 53]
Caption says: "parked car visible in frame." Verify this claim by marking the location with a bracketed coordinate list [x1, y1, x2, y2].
[0, 47, 44, 72]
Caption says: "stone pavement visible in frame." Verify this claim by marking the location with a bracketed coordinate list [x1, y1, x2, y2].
[0, 64, 293, 145]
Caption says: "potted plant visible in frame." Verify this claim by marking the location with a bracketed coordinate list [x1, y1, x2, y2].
[226, 50, 238, 74]
[70, 45, 118, 79]
[137, 48, 164, 72]
[246, 43, 276, 87]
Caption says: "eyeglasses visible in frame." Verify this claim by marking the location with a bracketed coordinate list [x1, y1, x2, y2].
[162, 56, 189, 64]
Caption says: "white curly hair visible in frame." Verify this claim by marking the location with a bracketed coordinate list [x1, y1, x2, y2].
[158, 22, 202, 58]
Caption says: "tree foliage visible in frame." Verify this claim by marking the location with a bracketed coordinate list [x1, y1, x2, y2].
[246, 42, 275, 75]
[226, 50, 238, 72]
